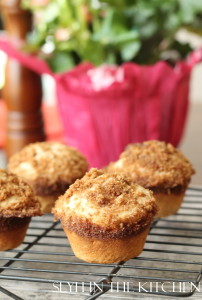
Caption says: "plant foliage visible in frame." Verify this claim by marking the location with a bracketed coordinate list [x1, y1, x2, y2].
[22, 0, 202, 72]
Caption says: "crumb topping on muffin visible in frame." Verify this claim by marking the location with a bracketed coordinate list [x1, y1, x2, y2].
[8, 142, 89, 196]
[0, 169, 42, 217]
[106, 140, 195, 190]
[53, 168, 157, 239]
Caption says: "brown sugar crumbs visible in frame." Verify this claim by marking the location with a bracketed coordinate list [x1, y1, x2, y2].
[0, 169, 42, 218]
[53, 169, 158, 238]
[106, 140, 195, 189]
[8, 142, 89, 189]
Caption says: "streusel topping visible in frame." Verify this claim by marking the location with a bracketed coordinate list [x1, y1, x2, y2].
[53, 169, 157, 236]
[106, 140, 195, 189]
[0, 169, 42, 217]
[8, 142, 88, 187]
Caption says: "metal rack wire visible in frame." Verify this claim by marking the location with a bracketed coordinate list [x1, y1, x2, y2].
[0, 187, 202, 299]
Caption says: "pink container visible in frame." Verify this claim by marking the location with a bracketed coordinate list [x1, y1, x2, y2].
[1, 38, 201, 168]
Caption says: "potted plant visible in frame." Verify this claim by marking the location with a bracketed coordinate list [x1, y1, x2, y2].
[1, 0, 202, 167]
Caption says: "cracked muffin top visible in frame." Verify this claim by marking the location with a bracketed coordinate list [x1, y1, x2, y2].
[8, 142, 89, 196]
[0, 169, 42, 218]
[105, 140, 195, 190]
[53, 168, 158, 239]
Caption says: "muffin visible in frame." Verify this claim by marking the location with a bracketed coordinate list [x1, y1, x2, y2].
[0, 169, 42, 251]
[105, 140, 195, 218]
[53, 168, 158, 264]
[8, 142, 88, 213]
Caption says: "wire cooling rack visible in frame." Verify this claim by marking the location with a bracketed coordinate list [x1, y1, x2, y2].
[0, 187, 202, 300]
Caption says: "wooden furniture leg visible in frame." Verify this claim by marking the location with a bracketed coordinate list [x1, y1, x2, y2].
[1, 0, 45, 158]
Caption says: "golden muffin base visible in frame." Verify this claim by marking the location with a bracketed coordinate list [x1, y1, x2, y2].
[0, 220, 30, 251]
[37, 195, 57, 214]
[154, 192, 185, 218]
[64, 226, 150, 264]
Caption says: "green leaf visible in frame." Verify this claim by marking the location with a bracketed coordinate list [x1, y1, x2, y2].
[43, 3, 60, 23]
[105, 52, 117, 64]
[79, 40, 105, 65]
[47, 52, 75, 73]
[96, 8, 115, 38]
[112, 31, 139, 45]
[179, 0, 202, 23]
[121, 41, 141, 61]
[139, 23, 158, 39]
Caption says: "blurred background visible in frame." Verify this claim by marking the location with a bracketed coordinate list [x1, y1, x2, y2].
[0, 0, 202, 183]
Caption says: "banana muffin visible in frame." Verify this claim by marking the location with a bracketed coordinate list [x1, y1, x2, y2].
[0, 169, 41, 250]
[8, 142, 88, 213]
[53, 168, 158, 264]
[105, 140, 195, 218]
